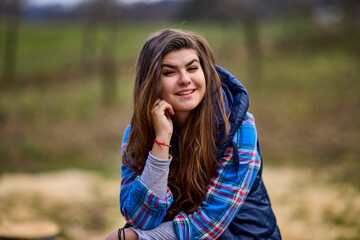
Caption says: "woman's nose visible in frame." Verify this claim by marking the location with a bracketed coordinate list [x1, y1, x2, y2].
[179, 72, 191, 85]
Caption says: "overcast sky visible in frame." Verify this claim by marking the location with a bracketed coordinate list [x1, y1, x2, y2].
[29, 0, 164, 7]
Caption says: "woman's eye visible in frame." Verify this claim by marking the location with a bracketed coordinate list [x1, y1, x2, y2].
[163, 71, 174, 76]
[188, 67, 198, 72]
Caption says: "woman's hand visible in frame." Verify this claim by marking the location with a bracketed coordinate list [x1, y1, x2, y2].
[151, 99, 175, 159]
[105, 228, 139, 240]
[151, 99, 175, 143]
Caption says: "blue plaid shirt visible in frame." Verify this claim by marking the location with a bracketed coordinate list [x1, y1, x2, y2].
[120, 112, 261, 239]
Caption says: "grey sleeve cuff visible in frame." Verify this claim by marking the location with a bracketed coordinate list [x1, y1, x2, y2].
[139, 152, 172, 199]
[131, 221, 177, 240]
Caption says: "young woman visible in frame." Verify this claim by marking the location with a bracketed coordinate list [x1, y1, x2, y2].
[106, 29, 281, 240]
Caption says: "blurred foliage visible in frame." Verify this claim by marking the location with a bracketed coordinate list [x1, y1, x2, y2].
[0, 17, 359, 188]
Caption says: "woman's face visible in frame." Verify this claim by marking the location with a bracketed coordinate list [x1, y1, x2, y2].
[160, 48, 206, 116]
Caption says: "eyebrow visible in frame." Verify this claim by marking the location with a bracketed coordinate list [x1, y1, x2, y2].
[161, 59, 199, 69]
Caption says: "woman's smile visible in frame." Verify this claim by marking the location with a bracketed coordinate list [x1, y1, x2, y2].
[175, 89, 196, 97]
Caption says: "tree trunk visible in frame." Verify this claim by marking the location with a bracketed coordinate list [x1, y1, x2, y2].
[2, 0, 20, 87]
[341, 0, 360, 67]
[100, 24, 117, 105]
[81, 20, 97, 74]
[244, 17, 263, 83]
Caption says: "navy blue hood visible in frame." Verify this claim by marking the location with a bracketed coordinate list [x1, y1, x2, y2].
[215, 65, 249, 159]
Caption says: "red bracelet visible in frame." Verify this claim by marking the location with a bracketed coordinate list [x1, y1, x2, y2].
[153, 139, 171, 149]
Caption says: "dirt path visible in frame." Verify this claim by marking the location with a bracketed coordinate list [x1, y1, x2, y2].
[263, 167, 360, 240]
[0, 167, 359, 239]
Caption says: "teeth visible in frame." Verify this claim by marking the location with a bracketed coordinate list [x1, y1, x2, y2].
[177, 90, 194, 95]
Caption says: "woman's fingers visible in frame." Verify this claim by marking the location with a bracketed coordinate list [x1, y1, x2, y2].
[163, 102, 175, 116]
[154, 99, 162, 108]
[153, 99, 163, 109]
[151, 99, 174, 139]
[152, 99, 175, 115]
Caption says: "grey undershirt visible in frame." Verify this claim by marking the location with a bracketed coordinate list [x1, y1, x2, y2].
[131, 221, 176, 240]
[131, 152, 178, 240]
[139, 152, 172, 199]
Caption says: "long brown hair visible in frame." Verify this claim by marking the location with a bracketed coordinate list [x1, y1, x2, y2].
[123, 29, 229, 219]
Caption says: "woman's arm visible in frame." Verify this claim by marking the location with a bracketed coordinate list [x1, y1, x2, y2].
[105, 228, 138, 240]
[119, 125, 174, 230]
[173, 113, 262, 239]
[106, 221, 177, 240]
[131, 221, 177, 240]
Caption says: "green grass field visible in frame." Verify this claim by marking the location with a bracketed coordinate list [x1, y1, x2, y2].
[0, 19, 359, 186]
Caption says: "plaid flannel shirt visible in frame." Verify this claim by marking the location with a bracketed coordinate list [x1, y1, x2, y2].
[120, 112, 261, 239]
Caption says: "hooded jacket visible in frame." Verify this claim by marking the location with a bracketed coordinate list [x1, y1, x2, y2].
[216, 65, 281, 239]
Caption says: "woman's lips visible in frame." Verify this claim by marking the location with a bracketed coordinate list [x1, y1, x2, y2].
[176, 89, 195, 96]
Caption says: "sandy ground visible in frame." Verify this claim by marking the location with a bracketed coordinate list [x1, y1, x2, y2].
[0, 167, 359, 240]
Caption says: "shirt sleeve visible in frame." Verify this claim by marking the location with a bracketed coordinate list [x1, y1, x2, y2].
[139, 152, 172, 200]
[131, 221, 177, 240]
[119, 125, 174, 230]
[173, 112, 262, 239]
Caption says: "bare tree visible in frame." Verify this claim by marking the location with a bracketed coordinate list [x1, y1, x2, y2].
[341, 0, 360, 29]
[341, 0, 360, 65]
[99, 0, 119, 105]
[2, 0, 21, 87]
[221, 0, 264, 83]
[100, 36, 117, 105]
[243, 16, 262, 83]
[80, 0, 120, 105]
[81, 0, 102, 74]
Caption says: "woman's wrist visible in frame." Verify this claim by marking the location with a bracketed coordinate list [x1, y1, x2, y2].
[151, 134, 171, 159]
[154, 134, 172, 145]
[116, 228, 138, 240]
[151, 143, 170, 159]
[125, 228, 138, 240]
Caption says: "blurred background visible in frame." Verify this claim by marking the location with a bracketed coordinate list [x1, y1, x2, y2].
[0, 0, 359, 239]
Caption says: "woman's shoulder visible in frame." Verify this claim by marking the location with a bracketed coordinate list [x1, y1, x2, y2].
[242, 112, 256, 126]
[234, 112, 257, 145]
[122, 124, 132, 143]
